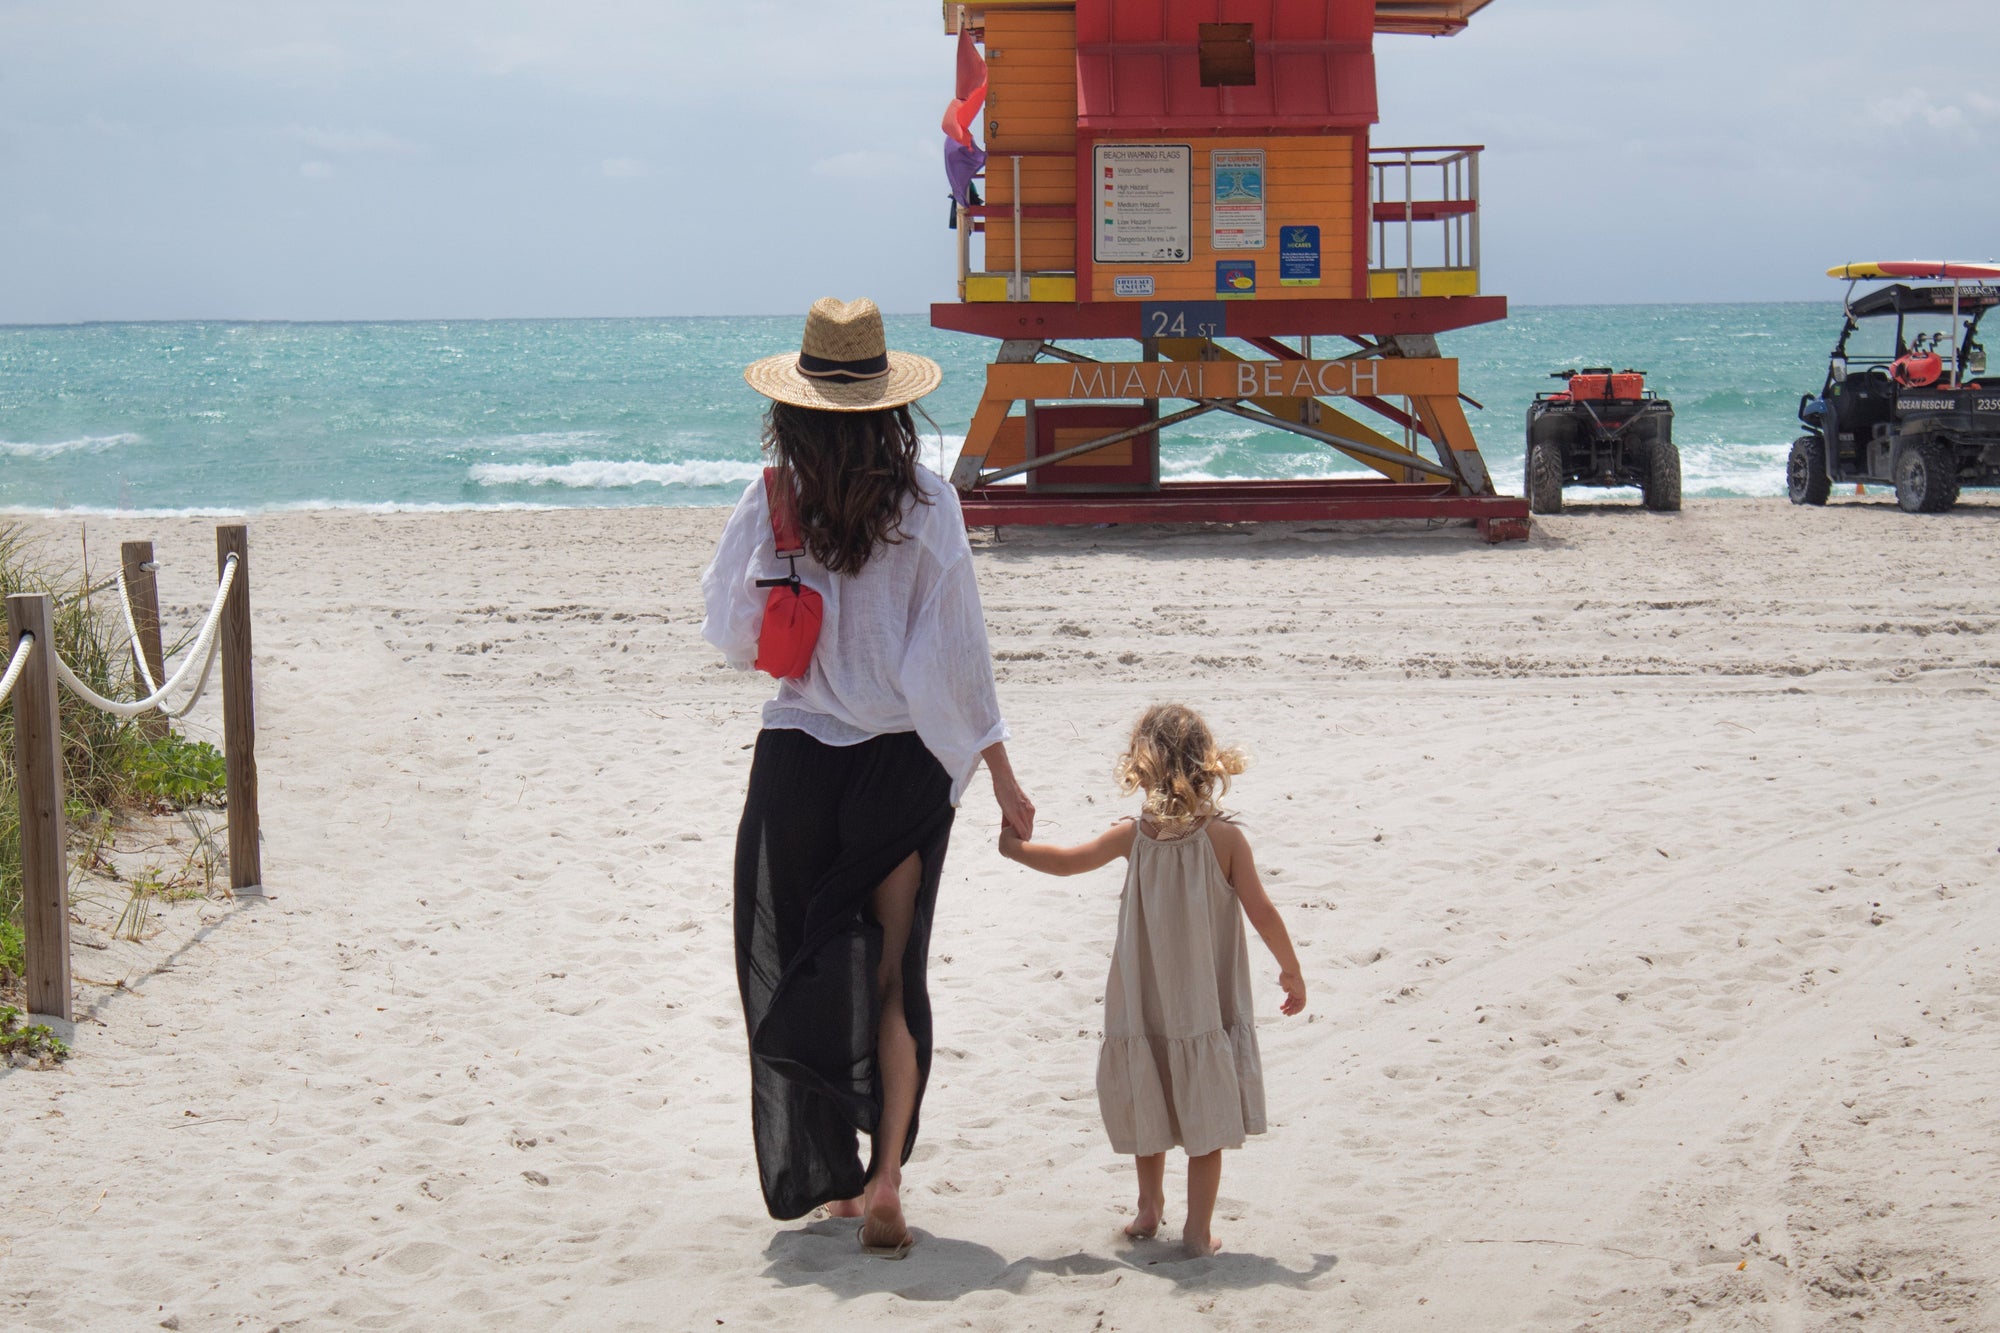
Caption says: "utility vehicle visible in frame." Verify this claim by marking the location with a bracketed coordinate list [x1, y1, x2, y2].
[1792, 262, 2000, 513]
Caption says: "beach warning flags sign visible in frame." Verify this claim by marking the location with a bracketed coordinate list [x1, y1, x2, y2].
[942, 15, 988, 207]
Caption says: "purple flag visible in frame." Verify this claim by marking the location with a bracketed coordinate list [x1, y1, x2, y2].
[944, 137, 986, 208]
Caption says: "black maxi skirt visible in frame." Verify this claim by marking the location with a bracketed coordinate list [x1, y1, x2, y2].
[733, 727, 956, 1220]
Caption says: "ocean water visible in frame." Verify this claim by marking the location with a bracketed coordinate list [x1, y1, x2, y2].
[0, 305, 1837, 513]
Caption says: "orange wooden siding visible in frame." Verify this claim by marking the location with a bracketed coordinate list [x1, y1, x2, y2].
[982, 9, 1078, 275]
[984, 156, 1077, 273]
[983, 11, 1077, 154]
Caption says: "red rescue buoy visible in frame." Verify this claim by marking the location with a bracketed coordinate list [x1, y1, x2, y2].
[1893, 351, 1943, 387]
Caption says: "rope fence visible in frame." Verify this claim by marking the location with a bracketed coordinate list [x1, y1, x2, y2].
[0, 631, 33, 709]
[116, 566, 162, 697]
[5, 523, 262, 1023]
[58, 554, 234, 720]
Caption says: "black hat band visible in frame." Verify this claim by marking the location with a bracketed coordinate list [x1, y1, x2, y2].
[796, 351, 891, 383]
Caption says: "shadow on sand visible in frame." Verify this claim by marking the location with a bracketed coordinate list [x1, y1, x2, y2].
[762, 1217, 1335, 1302]
[970, 516, 1516, 565]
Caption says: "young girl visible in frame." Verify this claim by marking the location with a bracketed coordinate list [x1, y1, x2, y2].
[999, 703, 1305, 1257]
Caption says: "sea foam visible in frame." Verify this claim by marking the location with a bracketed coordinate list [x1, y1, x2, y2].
[468, 459, 764, 489]
[1, 432, 143, 459]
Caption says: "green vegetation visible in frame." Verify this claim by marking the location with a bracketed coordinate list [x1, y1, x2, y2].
[130, 732, 228, 810]
[0, 917, 22, 993]
[2, 524, 230, 993]
[1, 1004, 71, 1067]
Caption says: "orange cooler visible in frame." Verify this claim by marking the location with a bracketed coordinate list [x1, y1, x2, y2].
[1568, 372, 1645, 400]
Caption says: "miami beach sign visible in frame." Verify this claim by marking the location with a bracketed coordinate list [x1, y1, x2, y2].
[980, 357, 1459, 403]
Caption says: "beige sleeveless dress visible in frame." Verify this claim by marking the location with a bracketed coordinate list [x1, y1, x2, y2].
[1096, 817, 1267, 1158]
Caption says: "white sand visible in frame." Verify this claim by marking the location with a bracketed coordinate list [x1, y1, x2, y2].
[3, 499, 1997, 1331]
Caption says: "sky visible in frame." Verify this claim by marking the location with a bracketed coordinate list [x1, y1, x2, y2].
[2, 0, 1997, 322]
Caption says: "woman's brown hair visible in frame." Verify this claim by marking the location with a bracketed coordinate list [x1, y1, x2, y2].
[762, 401, 930, 576]
[1115, 703, 1247, 836]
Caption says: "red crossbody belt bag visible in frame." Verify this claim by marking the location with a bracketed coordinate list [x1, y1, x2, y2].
[753, 466, 823, 680]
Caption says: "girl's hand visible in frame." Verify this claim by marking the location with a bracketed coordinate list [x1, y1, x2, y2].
[1277, 970, 1307, 1016]
[998, 825, 1024, 860]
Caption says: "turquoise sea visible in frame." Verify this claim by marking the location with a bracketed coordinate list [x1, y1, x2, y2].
[0, 305, 1837, 513]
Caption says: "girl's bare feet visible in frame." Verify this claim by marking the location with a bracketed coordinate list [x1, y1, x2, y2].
[1125, 1152, 1167, 1240]
[1123, 1204, 1163, 1240]
[825, 1195, 864, 1219]
[1182, 1149, 1223, 1259]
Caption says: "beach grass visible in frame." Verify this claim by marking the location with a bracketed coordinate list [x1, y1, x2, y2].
[0, 524, 227, 992]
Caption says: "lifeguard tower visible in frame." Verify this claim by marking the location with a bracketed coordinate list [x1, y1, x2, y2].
[934, 0, 1528, 540]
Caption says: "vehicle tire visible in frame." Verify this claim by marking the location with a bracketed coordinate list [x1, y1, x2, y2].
[1641, 440, 1682, 512]
[1894, 438, 1961, 514]
[1526, 439, 1564, 514]
[1787, 434, 1831, 506]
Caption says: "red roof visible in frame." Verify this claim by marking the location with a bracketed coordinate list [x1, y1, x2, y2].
[1373, 1, 1494, 35]
[1075, 0, 1378, 133]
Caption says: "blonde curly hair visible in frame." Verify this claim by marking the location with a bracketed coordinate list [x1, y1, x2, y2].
[1114, 703, 1246, 836]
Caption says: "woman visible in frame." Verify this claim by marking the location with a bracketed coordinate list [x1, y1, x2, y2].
[701, 297, 1034, 1256]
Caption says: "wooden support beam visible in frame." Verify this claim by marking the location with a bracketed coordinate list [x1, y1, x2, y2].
[7, 593, 71, 1022]
[216, 525, 262, 896]
[1409, 393, 1495, 495]
[119, 541, 168, 743]
[1155, 336, 1414, 481]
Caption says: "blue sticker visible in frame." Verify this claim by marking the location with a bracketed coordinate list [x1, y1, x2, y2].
[1216, 259, 1257, 299]
[1279, 226, 1321, 287]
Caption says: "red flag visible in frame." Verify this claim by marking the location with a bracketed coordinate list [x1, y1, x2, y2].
[941, 21, 986, 148]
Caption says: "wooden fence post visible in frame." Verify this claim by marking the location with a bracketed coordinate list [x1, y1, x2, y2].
[7, 593, 72, 1022]
[120, 540, 168, 743]
[216, 525, 262, 896]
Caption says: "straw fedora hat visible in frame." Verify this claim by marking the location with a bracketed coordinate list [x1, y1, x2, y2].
[744, 297, 942, 412]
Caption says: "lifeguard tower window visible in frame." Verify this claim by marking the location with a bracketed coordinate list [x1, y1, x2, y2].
[1198, 23, 1256, 87]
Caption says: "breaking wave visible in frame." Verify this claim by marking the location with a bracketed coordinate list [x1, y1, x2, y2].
[1, 432, 143, 459]
[467, 459, 764, 489]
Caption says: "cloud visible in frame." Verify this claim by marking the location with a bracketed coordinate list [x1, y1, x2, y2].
[240, 40, 349, 83]
[299, 160, 335, 179]
[1866, 90, 2000, 133]
[84, 114, 137, 139]
[281, 125, 423, 157]
[811, 149, 915, 180]
[599, 157, 647, 179]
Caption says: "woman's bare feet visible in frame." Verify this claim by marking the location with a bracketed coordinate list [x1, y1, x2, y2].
[825, 1195, 864, 1219]
[858, 1173, 913, 1253]
[1181, 1229, 1222, 1258]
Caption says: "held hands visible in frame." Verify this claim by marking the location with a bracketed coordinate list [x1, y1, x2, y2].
[1277, 969, 1307, 1017]
[993, 775, 1035, 841]
[983, 743, 1035, 840]
[998, 824, 1025, 861]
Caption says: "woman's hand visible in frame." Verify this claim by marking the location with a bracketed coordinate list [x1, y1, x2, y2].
[1277, 969, 1307, 1017]
[982, 741, 1035, 840]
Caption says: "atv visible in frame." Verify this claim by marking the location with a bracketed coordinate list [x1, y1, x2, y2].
[1791, 262, 2000, 514]
[1524, 367, 1680, 514]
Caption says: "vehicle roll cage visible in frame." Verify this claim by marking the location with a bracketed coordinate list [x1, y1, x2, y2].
[1827, 280, 1997, 393]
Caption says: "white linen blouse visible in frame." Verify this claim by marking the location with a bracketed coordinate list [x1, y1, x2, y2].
[700, 465, 1008, 805]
